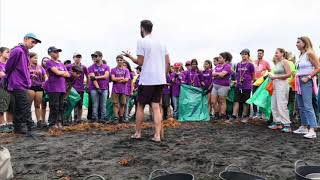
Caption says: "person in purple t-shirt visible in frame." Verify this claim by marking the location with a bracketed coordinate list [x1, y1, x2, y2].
[66, 52, 88, 123]
[28, 52, 47, 128]
[170, 63, 184, 119]
[5, 33, 41, 135]
[111, 55, 130, 123]
[88, 51, 110, 122]
[201, 60, 213, 115]
[123, 60, 136, 121]
[44, 46, 70, 129]
[231, 49, 255, 122]
[211, 52, 233, 120]
[0, 47, 14, 133]
[184, 59, 202, 88]
[161, 74, 171, 120]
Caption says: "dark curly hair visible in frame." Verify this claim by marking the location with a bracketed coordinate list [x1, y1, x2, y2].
[219, 52, 233, 63]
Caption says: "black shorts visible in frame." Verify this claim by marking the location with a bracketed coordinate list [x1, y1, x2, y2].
[234, 88, 251, 103]
[30, 86, 43, 92]
[137, 85, 163, 105]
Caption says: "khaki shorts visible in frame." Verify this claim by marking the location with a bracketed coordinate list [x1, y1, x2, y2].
[111, 93, 127, 105]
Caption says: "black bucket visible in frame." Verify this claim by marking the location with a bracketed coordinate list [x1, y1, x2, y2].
[295, 160, 320, 180]
[148, 169, 194, 180]
[219, 164, 266, 180]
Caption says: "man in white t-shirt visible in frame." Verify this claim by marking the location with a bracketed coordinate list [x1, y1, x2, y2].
[123, 20, 170, 142]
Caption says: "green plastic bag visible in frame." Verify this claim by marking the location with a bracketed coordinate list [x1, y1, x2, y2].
[64, 88, 82, 119]
[178, 84, 210, 121]
[226, 86, 235, 115]
[246, 77, 272, 120]
[83, 92, 89, 108]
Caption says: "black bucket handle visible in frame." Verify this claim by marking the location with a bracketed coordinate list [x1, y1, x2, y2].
[295, 160, 309, 171]
[148, 169, 171, 180]
[224, 164, 242, 172]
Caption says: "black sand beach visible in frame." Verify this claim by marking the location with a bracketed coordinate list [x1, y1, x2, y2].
[1, 119, 320, 180]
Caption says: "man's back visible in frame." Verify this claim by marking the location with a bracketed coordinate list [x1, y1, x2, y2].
[137, 35, 167, 85]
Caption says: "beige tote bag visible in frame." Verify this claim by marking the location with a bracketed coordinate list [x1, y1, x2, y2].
[0, 146, 13, 179]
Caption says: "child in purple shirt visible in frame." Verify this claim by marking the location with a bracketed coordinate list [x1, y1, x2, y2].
[184, 59, 202, 88]
[123, 61, 136, 121]
[231, 49, 255, 122]
[201, 60, 213, 116]
[111, 55, 130, 123]
[66, 53, 88, 123]
[161, 74, 171, 120]
[170, 63, 184, 119]
[44, 46, 70, 129]
[28, 52, 47, 128]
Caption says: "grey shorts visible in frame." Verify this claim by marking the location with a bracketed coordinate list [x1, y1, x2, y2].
[0, 87, 11, 112]
[211, 83, 230, 97]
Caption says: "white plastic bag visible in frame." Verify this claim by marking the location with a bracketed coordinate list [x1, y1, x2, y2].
[0, 146, 13, 180]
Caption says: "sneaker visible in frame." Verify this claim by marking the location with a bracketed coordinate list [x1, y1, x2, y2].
[7, 124, 14, 132]
[268, 123, 283, 130]
[281, 126, 292, 133]
[230, 115, 237, 121]
[304, 131, 317, 139]
[241, 116, 249, 123]
[112, 117, 119, 124]
[293, 126, 309, 134]
[213, 114, 220, 121]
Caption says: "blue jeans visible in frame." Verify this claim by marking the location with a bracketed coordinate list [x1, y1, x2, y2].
[296, 78, 317, 128]
[172, 96, 179, 118]
[90, 89, 108, 120]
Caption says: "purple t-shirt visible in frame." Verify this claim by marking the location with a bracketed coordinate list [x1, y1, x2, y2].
[201, 69, 213, 88]
[170, 72, 184, 97]
[212, 64, 232, 87]
[235, 62, 255, 90]
[88, 64, 110, 90]
[0, 61, 5, 82]
[44, 59, 67, 93]
[5, 44, 31, 91]
[111, 67, 130, 94]
[185, 69, 202, 88]
[30, 65, 46, 87]
[125, 71, 135, 96]
[162, 74, 171, 95]
[66, 64, 88, 92]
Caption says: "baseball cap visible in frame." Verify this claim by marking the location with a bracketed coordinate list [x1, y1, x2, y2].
[185, 61, 191, 66]
[73, 52, 82, 57]
[91, 51, 103, 57]
[240, 49, 250, 55]
[24, 33, 41, 43]
[48, 46, 62, 54]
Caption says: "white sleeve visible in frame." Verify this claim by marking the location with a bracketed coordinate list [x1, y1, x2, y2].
[136, 39, 144, 56]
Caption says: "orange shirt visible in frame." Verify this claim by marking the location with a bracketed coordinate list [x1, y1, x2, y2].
[254, 59, 271, 79]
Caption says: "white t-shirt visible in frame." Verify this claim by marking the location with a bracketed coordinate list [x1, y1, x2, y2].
[136, 34, 168, 85]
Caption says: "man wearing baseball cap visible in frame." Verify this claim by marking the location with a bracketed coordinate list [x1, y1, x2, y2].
[66, 52, 88, 124]
[5, 33, 41, 135]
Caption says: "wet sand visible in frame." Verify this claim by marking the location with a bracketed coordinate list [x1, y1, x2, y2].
[1, 119, 320, 180]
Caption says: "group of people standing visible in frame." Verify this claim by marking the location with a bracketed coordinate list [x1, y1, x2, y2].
[0, 20, 319, 141]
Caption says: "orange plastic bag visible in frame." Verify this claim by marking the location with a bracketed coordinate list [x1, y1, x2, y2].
[265, 81, 273, 96]
[290, 76, 296, 91]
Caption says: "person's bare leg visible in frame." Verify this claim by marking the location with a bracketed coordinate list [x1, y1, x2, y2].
[27, 90, 35, 104]
[151, 102, 162, 141]
[6, 112, 13, 124]
[34, 91, 43, 122]
[243, 103, 249, 117]
[41, 101, 47, 122]
[113, 103, 120, 118]
[0, 114, 5, 125]
[219, 96, 227, 115]
[232, 102, 239, 117]
[211, 95, 219, 114]
[119, 104, 125, 117]
[134, 102, 145, 138]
